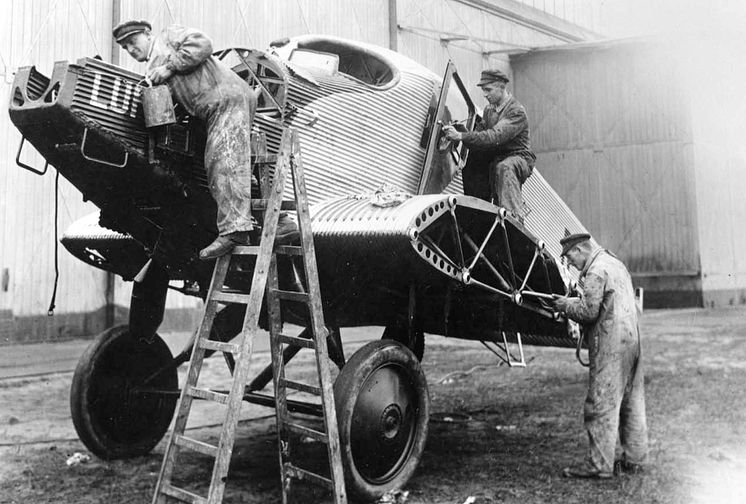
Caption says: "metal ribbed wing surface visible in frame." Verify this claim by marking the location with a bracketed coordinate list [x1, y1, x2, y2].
[310, 194, 445, 270]
[522, 169, 593, 263]
[308, 193, 572, 342]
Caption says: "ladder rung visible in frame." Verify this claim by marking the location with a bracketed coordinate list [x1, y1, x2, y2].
[187, 386, 229, 405]
[285, 464, 333, 489]
[252, 154, 277, 164]
[251, 199, 297, 211]
[212, 290, 252, 304]
[279, 378, 320, 396]
[284, 421, 328, 443]
[231, 245, 261, 255]
[173, 434, 219, 457]
[274, 245, 303, 256]
[160, 483, 208, 504]
[278, 333, 315, 349]
[198, 339, 239, 354]
[272, 289, 309, 303]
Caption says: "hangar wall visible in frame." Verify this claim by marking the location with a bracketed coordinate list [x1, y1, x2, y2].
[0, 0, 598, 343]
[512, 37, 746, 308]
[0, 0, 119, 343]
[686, 36, 746, 308]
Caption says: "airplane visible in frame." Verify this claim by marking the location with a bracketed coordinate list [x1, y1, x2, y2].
[8, 34, 589, 500]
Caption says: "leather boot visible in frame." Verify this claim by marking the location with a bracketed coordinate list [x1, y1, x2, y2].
[562, 464, 613, 479]
[614, 459, 645, 475]
[199, 231, 250, 260]
[275, 213, 300, 245]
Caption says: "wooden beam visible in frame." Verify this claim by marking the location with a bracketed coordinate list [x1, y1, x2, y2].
[110, 0, 121, 65]
[388, 0, 398, 51]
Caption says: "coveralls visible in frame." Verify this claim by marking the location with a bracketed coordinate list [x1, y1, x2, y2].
[564, 247, 648, 474]
[148, 25, 256, 235]
[460, 94, 536, 218]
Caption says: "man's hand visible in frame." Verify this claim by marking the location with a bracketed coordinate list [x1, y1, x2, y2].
[551, 294, 571, 313]
[442, 124, 462, 142]
[146, 65, 174, 85]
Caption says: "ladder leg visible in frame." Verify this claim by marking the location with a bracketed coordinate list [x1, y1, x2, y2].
[205, 129, 294, 504]
[289, 130, 347, 504]
[267, 254, 293, 504]
[153, 253, 232, 504]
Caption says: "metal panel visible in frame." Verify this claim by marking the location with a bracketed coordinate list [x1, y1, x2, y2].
[511, 40, 700, 277]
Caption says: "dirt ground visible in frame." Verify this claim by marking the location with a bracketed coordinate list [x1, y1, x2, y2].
[2, 307, 746, 504]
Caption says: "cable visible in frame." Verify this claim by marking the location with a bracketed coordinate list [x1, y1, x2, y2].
[0, 48, 9, 81]
[75, 0, 101, 57]
[16, 0, 61, 67]
[233, 0, 256, 48]
[47, 170, 60, 316]
[295, 0, 311, 33]
[435, 364, 491, 384]
[575, 329, 589, 367]
[443, 0, 485, 53]
[163, 0, 177, 22]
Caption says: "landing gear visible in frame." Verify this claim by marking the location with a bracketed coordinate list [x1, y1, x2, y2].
[334, 340, 430, 500]
[70, 325, 178, 459]
[382, 322, 424, 361]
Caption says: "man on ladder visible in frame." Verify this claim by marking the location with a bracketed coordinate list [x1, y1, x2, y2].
[113, 19, 299, 258]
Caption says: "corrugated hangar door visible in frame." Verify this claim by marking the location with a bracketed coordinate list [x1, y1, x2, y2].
[511, 41, 703, 306]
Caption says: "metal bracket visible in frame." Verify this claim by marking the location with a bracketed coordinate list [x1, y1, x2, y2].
[503, 332, 526, 367]
[80, 127, 129, 168]
[16, 136, 49, 175]
[480, 332, 527, 368]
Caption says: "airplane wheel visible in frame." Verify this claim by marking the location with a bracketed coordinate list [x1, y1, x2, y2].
[382, 323, 424, 361]
[70, 325, 178, 460]
[334, 340, 429, 501]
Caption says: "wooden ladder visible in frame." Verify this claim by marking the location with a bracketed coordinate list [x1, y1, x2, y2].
[151, 128, 346, 504]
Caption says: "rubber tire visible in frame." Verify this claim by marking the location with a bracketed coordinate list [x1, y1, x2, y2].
[334, 340, 430, 501]
[70, 325, 178, 460]
[382, 323, 425, 361]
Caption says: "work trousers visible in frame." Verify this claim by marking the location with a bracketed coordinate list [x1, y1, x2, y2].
[585, 333, 648, 473]
[488, 155, 532, 219]
[204, 98, 254, 236]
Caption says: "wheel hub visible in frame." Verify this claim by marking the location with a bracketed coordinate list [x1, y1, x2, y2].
[380, 404, 403, 440]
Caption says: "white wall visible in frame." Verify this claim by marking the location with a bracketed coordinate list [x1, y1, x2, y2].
[1, 0, 113, 319]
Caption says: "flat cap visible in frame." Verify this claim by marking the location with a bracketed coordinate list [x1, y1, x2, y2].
[113, 20, 152, 43]
[477, 69, 509, 86]
[560, 233, 591, 256]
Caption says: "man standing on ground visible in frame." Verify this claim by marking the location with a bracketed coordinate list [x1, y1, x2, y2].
[552, 233, 648, 478]
[443, 69, 535, 222]
[114, 20, 296, 259]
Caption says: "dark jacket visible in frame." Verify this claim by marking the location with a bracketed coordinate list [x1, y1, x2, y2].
[461, 94, 536, 165]
[460, 95, 535, 201]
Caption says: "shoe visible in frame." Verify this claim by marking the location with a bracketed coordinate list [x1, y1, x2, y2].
[275, 213, 300, 245]
[562, 465, 613, 479]
[614, 460, 645, 475]
[199, 231, 250, 260]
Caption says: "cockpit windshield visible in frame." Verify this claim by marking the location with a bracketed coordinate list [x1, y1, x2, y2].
[292, 38, 397, 87]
